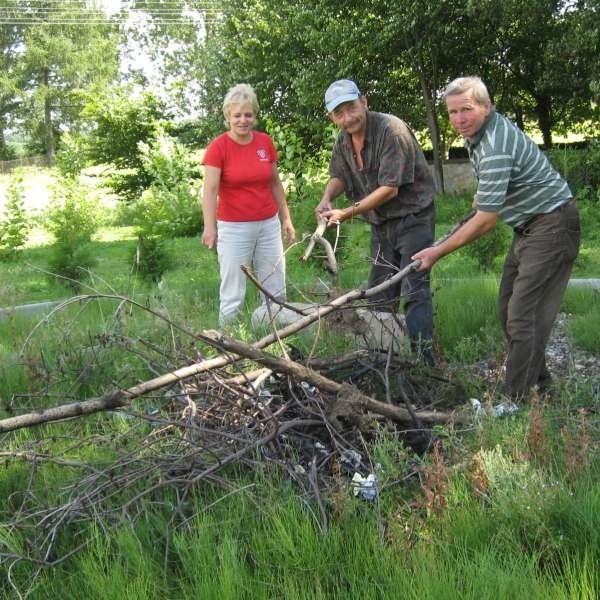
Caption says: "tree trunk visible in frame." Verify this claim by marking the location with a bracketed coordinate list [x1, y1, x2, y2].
[43, 69, 55, 166]
[514, 105, 524, 131]
[535, 95, 553, 149]
[0, 125, 7, 159]
[416, 60, 444, 193]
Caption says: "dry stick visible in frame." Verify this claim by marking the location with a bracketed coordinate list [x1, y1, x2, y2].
[0, 212, 475, 433]
[202, 331, 466, 425]
[0, 264, 414, 432]
[241, 265, 313, 317]
[301, 216, 338, 274]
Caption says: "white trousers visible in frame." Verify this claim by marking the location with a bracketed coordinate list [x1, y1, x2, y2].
[217, 215, 286, 323]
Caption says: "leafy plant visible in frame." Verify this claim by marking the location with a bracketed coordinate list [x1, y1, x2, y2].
[131, 235, 172, 283]
[265, 120, 335, 204]
[0, 175, 31, 260]
[83, 88, 171, 199]
[125, 131, 202, 239]
[265, 118, 310, 203]
[462, 224, 510, 272]
[55, 132, 88, 178]
[546, 140, 600, 196]
[45, 177, 102, 289]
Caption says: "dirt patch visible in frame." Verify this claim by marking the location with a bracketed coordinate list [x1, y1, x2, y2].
[467, 313, 600, 391]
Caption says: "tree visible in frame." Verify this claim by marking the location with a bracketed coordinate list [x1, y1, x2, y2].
[83, 87, 172, 198]
[17, 0, 119, 164]
[474, 0, 597, 147]
[0, 21, 24, 159]
[192, 0, 484, 191]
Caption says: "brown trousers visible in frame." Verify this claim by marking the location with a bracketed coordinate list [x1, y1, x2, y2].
[498, 200, 580, 398]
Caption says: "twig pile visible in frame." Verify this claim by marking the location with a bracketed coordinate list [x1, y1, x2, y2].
[0, 249, 472, 587]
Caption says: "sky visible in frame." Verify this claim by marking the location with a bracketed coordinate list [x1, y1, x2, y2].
[97, 0, 123, 16]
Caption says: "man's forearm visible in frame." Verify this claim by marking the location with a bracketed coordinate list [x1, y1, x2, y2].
[320, 177, 346, 203]
[340, 185, 397, 220]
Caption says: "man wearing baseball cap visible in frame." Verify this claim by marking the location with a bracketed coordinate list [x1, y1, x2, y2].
[316, 79, 437, 364]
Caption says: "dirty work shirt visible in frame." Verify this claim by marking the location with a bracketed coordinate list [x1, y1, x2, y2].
[328, 111, 436, 224]
[203, 131, 279, 222]
[466, 110, 572, 228]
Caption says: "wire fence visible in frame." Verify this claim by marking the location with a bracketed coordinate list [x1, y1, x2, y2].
[0, 155, 48, 174]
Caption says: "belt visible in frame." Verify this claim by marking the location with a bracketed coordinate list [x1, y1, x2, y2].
[513, 199, 574, 235]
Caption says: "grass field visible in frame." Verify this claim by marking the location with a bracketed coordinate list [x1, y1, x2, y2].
[0, 168, 598, 599]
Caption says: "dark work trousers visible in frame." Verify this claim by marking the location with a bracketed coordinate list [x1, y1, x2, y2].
[498, 200, 580, 399]
[368, 203, 435, 351]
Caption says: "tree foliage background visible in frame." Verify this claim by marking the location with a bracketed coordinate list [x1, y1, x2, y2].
[0, 0, 598, 184]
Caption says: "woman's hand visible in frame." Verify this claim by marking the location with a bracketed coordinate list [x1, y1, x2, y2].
[282, 219, 296, 244]
[202, 227, 217, 249]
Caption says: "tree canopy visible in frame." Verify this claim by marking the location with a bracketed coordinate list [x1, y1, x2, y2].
[0, 0, 597, 176]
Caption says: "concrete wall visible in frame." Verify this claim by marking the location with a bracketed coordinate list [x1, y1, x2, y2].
[429, 159, 476, 193]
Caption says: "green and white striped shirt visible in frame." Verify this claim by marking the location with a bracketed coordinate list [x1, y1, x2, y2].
[466, 111, 571, 228]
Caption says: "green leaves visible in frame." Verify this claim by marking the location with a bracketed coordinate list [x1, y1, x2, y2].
[0, 175, 30, 261]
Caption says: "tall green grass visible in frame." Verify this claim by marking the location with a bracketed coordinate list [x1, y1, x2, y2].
[562, 287, 600, 353]
[21, 464, 599, 599]
[433, 278, 503, 363]
[0, 182, 598, 599]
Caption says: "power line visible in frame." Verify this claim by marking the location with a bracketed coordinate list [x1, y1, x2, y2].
[0, 1, 224, 24]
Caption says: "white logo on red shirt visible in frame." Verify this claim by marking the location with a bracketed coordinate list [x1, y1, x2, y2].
[256, 148, 269, 161]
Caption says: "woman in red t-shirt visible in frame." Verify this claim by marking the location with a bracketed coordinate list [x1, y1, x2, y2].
[201, 83, 295, 324]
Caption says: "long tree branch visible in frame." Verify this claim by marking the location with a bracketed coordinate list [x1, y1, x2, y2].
[0, 213, 476, 433]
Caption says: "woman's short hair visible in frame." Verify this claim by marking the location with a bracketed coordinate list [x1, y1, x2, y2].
[443, 76, 491, 106]
[222, 83, 259, 125]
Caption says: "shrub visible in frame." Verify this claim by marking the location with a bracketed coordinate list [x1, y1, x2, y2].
[546, 140, 600, 195]
[126, 131, 202, 239]
[131, 235, 172, 283]
[45, 178, 102, 289]
[435, 192, 473, 225]
[265, 119, 336, 204]
[0, 175, 31, 260]
[83, 88, 172, 199]
[461, 224, 510, 272]
[55, 133, 88, 178]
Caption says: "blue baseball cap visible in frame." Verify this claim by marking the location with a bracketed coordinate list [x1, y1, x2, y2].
[324, 79, 361, 113]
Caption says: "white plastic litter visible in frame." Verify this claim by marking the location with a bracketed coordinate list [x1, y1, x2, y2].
[469, 398, 519, 418]
[351, 472, 377, 501]
[492, 401, 519, 417]
[469, 398, 485, 418]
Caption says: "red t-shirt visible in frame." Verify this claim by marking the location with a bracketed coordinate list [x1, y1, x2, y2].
[202, 131, 279, 222]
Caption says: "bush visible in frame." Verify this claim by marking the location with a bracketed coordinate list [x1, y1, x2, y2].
[125, 131, 202, 239]
[546, 140, 600, 195]
[435, 192, 473, 225]
[131, 235, 172, 283]
[461, 224, 510, 272]
[84, 88, 172, 199]
[45, 178, 102, 289]
[0, 175, 31, 260]
[265, 119, 336, 204]
[55, 133, 88, 178]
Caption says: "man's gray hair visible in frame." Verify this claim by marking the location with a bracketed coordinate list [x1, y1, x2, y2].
[443, 76, 491, 106]
[222, 83, 259, 126]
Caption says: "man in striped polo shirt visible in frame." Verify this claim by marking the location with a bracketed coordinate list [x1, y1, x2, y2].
[413, 76, 580, 400]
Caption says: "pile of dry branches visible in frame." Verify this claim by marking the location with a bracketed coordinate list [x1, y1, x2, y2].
[0, 261, 471, 585]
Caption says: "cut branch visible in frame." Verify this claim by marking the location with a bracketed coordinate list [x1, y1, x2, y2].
[203, 331, 466, 426]
[301, 217, 338, 274]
